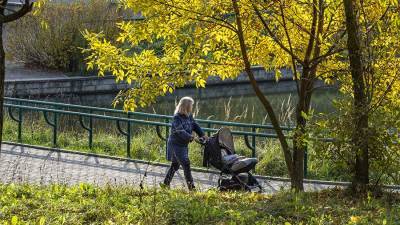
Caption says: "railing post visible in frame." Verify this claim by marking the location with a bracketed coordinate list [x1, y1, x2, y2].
[18, 108, 22, 142]
[251, 126, 256, 158]
[165, 118, 169, 159]
[207, 122, 211, 137]
[250, 127, 257, 173]
[89, 110, 93, 149]
[304, 146, 308, 179]
[53, 111, 58, 147]
[116, 119, 131, 158]
[79, 114, 93, 150]
[8, 106, 23, 143]
[43, 110, 58, 148]
[127, 114, 132, 158]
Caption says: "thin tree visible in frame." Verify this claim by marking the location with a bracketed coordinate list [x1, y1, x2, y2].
[251, 0, 346, 190]
[342, 0, 369, 192]
[340, 0, 400, 192]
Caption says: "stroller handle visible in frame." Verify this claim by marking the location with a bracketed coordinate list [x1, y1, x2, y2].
[194, 136, 207, 145]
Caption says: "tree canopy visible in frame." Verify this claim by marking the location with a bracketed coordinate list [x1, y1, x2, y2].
[83, 0, 345, 111]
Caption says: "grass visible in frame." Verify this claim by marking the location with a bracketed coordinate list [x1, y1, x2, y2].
[0, 184, 399, 224]
[2, 113, 350, 182]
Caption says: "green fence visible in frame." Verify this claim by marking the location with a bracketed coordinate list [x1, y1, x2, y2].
[4, 97, 319, 177]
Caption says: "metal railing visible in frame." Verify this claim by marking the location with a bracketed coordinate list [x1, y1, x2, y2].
[4, 97, 319, 176]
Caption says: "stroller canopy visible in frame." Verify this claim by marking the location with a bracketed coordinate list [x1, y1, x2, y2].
[217, 127, 235, 153]
[203, 127, 258, 174]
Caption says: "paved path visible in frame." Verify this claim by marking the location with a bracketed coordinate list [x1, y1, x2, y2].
[0, 143, 342, 193]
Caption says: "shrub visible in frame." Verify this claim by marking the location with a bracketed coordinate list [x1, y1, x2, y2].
[5, 0, 121, 73]
[311, 97, 400, 185]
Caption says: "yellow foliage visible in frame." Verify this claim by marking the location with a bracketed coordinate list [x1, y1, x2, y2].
[83, 1, 337, 111]
[83, 0, 398, 114]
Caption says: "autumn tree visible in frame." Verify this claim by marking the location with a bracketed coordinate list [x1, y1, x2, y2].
[311, 0, 400, 192]
[0, 0, 35, 150]
[84, 0, 345, 190]
[342, 0, 399, 191]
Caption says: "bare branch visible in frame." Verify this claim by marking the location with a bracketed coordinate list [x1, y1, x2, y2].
[303, 0, 318, 65]
[252, 2, 305, 67]
[369, 74, 399, 113]
[152, 0, 238, 32]
[278, 1, 300, 95]
[0, 0, 33, 23]
[310, 30, 347, 66]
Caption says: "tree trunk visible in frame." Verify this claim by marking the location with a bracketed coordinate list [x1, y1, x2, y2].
[0, 22, 4, 152]
[232, 0, 300, 189]
[343, 0, 369, 192]
[0, 0, 33, 153]
[291, 67, 314, 191]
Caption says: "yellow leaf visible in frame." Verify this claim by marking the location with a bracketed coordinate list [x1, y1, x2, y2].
[275, 69, 282, 82]
[39, 217, 46, 225]
[11, 216, 19, 225]
[350, 216, 361, 223]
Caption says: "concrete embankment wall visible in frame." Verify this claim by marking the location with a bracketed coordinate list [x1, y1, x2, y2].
[5, 76, 129, 98]
[5, 67, 335, 104]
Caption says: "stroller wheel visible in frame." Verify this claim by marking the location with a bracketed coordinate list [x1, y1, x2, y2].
[218, 177, 244, 192]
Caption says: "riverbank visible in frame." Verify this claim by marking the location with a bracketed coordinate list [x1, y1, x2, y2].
[5, 64, 336, 102]
[0, 184, 398, 224]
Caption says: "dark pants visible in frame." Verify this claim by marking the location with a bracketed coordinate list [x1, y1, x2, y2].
[163, 145, 195, 190]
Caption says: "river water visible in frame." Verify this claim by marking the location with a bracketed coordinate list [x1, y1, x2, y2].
[141, 88, 339, 125]
[46, 80, 339, 125]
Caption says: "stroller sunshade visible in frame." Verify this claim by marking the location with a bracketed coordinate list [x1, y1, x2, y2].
[217, 127, 235, 153]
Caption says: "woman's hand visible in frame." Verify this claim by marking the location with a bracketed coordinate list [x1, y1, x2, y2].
[195, 135, 208, 144]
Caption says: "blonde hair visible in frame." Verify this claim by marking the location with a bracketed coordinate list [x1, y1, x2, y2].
[174, 96, 194, 116]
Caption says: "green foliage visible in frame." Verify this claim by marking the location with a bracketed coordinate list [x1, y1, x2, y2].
[5, 0, 121, 72]
[311, 96, 400, 185]
[0, 184, 398, 224]
[255, 139, 287, 177]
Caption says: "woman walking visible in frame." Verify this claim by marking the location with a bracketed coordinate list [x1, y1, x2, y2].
[162, 96, 207, 190]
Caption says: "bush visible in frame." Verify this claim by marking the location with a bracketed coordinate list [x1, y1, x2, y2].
[311, 97, 400, 185]
[5, 0, 121, 73]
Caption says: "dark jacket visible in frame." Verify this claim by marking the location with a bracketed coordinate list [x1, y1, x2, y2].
[166, 113, 205, 160]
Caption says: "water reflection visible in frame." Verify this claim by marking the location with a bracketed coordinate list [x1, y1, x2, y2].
[143, 89, 339, 125]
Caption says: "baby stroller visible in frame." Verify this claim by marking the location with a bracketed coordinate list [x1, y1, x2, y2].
[197, 127, 262, 192]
